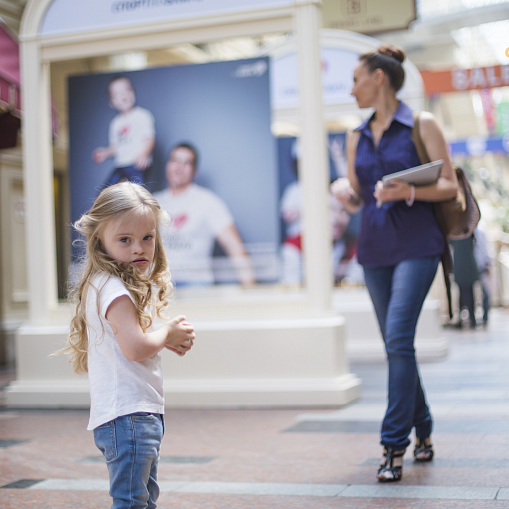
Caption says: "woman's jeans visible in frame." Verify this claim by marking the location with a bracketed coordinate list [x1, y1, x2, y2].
[93, 413, 164, 509]
[364, 256, 440, 451]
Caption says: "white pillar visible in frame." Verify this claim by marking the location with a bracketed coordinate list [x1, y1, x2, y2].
[20, 42, 58, 323]
[294, 0, 332, 314]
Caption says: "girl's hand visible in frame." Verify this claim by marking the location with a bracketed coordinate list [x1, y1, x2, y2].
[374, 180, 411, 204]
[165, 315, 195, 356]
[165, 345, 186, 357]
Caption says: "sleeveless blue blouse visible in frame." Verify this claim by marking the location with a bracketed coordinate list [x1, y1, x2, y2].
[355, 101, 445, 268]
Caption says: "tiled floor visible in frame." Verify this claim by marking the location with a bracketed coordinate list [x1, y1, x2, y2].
[1, 309, 509, 508]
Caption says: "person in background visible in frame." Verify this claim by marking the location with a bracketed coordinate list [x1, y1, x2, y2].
[331, 45, 458, 483]
[450, 235, 479, 329]
[279, 139, 351, 285]
[92, 76, 156, 187]
[153, 143, 255, 287]
[473, 222, 493, 327]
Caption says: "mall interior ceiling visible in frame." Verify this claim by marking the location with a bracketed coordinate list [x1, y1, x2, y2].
[2, 0, 509, 71]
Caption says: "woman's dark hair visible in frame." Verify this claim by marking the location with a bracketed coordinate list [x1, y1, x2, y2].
[358, 45, 406, 92]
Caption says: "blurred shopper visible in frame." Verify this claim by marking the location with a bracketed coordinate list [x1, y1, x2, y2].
[473, 222, 493, 326]
[279, 178, 350, 285]
[280, 138, 353, 285]
[331, 45, 458, 483]
[153, 143, 255, 287]
[450, 236, 479, 328]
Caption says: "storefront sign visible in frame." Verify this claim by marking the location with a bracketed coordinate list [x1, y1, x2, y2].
[322, 0, 416, 34]
[449, 135, 509, 156]
[497, 101, 509, 134]
[271, 47, 359, 109]
[421, 65, 509, 95]
[271, 44, 415, 110]
[41, 0, 294, 36]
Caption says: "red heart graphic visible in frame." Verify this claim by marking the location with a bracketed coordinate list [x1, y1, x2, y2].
[172, 214, 188, 230]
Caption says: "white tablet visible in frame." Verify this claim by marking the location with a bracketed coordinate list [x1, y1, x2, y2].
[382, 160, 443, 187]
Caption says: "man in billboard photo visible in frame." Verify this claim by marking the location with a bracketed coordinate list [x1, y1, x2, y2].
[92, 76, 156, 187]
[153, 143, 255, 286]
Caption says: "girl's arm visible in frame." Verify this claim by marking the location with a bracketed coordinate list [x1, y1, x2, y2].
[106, 296, 194, 361]
[375, 113, 458, 204]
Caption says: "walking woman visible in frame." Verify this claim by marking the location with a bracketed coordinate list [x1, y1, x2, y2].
[331, 45, 457, 482]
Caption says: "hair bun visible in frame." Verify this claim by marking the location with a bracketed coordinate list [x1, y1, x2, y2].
[378, 45, 405, 64]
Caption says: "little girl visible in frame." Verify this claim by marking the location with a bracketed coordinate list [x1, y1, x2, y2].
[64, 181, 195, 509]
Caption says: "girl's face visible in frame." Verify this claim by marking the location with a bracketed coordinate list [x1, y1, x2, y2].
[101, 213, 156, 271]
[351, 62, 381, 109]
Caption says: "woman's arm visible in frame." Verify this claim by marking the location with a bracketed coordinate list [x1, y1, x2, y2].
[330, 131, 363, 215]
[374, 112, 458, 204]
[415, 112, 458, 201]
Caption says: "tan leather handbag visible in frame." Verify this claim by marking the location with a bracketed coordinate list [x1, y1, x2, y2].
[412, 112, 480, 240]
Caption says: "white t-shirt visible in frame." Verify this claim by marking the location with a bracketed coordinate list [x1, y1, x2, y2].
[109, 106, 155, 167]
[86, 273, 164, 430]
[153, 184, 234, 283]
[280, 181, 301, 238]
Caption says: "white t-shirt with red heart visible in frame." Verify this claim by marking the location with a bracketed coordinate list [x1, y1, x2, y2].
[153, 184, 234, 284]
[109, 106, 155, 167]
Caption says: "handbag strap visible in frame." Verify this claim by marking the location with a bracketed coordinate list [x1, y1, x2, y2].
[412, 111, 454, 319]
[411, 111, 431, 165]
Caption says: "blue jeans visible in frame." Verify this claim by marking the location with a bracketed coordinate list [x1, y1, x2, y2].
[105, 165, 145, 187]
[364, 256, 440, 450]
[94, 413, 164, 509]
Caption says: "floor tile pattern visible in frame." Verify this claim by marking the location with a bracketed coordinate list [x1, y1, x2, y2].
[1, 308, 509, 508]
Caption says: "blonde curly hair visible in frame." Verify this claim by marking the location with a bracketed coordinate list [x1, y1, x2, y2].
[64, 182, 172, 374]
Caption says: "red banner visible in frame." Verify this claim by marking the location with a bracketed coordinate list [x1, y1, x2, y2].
[420, 65, 509, 95]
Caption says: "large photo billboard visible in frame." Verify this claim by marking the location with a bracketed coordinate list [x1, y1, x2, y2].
[68, 57, 279, 286]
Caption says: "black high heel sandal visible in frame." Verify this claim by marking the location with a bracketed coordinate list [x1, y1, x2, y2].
[414, 437, 434, 462]
[377, 447, 405, 483]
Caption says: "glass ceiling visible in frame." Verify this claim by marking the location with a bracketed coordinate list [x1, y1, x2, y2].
[418, 0, 509, 18]
[418, 0, 509, 67]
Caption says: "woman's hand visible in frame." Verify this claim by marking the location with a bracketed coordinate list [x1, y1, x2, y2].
[374, 180, 412, 204]
[331, 177, 362, 214]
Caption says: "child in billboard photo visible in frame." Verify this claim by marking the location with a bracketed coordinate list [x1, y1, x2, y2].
[92, 76, 156, 187]
[62, 181, 195, 508]
[153, 142, 255, 286]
